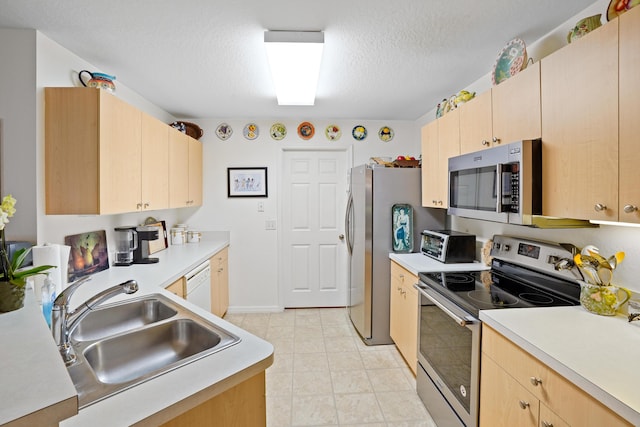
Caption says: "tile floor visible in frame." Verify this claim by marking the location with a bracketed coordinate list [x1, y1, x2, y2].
[224, 308, 437, 427]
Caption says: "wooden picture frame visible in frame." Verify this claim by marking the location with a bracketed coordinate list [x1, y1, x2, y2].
[227, 167, 268, 197]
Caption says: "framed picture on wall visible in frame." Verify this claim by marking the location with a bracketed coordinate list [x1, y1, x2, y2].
[227, 167, 268, 197]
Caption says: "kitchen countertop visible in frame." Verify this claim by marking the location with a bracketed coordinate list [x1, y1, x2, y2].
[0, 232, 274, 427]
[481, 307, 640, 425]
[389, 252, 489, 275]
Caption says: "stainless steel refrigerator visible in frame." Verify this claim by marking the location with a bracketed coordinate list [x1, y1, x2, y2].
[345, 164, 446, 345]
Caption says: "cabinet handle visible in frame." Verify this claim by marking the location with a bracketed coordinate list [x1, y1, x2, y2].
[143, 202, 149, 208]
[432, 200, 437, 205]
[542, 422, 554, 427]
[437, 200, 443, 206]
[136, 203, 142, 210]
[218, 268, 223, 273]
[530, 376, 542, 386]
[594, 203, 607, 212]
[481, 140, 490, 146]
[492, 136, 501, 144]
[624, 204, 638, 213]
[518, 400, 530, 410]
[397, 286, 402, 291]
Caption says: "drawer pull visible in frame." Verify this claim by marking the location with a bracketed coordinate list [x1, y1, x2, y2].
[530, 376, 542, 386]
[518, 400, 530, 410]
[542, 422, 554, 427]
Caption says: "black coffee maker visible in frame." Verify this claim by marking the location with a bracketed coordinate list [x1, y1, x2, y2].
[113, 225, 159, 266]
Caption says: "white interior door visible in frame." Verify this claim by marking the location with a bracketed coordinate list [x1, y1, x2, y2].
[281, 149, 348, 307]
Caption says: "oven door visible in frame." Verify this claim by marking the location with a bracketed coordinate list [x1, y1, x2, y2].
[415, 283, 481, 427]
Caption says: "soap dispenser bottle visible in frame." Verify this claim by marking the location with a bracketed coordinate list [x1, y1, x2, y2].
[41, 273, 56, 328]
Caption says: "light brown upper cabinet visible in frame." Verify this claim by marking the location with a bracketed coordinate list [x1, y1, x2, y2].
[421, 109, 460, 208]
[541, 19, 619, 221]
[169, 127, 203, 208]
[459, 62, 541, 155]
[141, 112, 169, 211]
[618, 6, 640, 224]
[46, 88, 143, 214]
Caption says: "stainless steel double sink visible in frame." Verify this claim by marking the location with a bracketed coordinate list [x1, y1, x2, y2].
[66, 293, 240, 408]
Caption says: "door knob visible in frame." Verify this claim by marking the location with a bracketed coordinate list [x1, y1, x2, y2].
[339, 234, 345, 240]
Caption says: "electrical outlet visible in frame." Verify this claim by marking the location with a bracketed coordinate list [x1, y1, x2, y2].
[265, 220, 277, 230]
[258, 201, 264, 212]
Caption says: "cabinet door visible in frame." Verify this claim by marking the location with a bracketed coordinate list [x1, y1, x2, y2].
[459, 90, 493, 154]
[421, 120, 440, 207]
[165, 278, 185, 299]
[539, 404, 570, 427]
[168, 128, 190, 208]
[480, 354, 539, 427]
[437, 109, 460, 208]
[389, 261, 418, 375]
[141, 113, 169, 211]
[188, 137, 203, 206]
[618, 6, 640, 223]
[492, 62, 541, 144]
[210, 248, 229, 317]
[541, 21, 619, 221]
[99, 93, 142, 214]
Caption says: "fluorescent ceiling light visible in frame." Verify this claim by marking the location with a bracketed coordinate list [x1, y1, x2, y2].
[264, 30, 324, 106]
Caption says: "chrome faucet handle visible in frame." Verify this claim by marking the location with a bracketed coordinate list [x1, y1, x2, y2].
[53, 276, 92, 309]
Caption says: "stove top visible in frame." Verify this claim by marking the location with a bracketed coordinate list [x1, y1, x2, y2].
[417, 235, 582, 317]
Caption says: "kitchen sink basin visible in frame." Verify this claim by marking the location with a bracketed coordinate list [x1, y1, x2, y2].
[66, 293, 240, 408]
[84, 319, 221, 384]
[71, 297, 178, 341]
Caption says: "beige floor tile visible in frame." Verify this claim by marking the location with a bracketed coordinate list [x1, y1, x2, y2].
[294, 336, 326, 353]
[291, 394, 338, 426]
[334, 392, 384, 424]
[327, 351, 364, 371]
[295, 324, 323, 338]
[376, 390, 431, 421]
[360, 349, 402, 369]
[269, 337, 295, 354]
[266, 371, 293, 397]
[266, 395, 292, 427]
[386, 421, 438, 427]
[267, 325, 295, 339]
[324, 336, 359, 353]
[367, 367, 413, 392]
[268, 352, 294, 373]
[269, 310, 297, 326]
[294, 352, 329, 372]
[322, 323, 355, 338]
[330, 369, 372, 394]
[293, 370, 333, 395]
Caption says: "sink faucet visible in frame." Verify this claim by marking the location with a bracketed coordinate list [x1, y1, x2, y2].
[51, 277, 139, 366]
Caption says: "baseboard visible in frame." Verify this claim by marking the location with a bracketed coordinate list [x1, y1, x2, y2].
[226, 305, 283, 314]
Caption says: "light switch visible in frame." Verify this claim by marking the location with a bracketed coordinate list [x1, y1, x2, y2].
[258, 201, 264, 212]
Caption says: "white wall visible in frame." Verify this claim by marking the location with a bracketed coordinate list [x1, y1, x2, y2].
[182, 119, 420, 311]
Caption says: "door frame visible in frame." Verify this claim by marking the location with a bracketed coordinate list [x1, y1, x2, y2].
[277, 147, 352, 310]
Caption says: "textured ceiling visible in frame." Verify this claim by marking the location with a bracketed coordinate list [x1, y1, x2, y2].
[0, 0, 596, 120]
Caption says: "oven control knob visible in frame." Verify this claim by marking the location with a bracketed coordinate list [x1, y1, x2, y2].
[503, 244, 510, 251]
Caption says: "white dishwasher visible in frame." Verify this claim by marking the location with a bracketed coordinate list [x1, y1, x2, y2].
[184, 260, 212, 312]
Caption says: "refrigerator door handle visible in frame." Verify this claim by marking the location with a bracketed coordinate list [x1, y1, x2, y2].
[345, 192, 354, 255]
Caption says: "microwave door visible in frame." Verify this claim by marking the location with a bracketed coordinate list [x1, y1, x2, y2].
[448, 163, 510, 223]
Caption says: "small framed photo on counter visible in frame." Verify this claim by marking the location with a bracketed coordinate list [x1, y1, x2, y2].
[227, 167, 268, 197]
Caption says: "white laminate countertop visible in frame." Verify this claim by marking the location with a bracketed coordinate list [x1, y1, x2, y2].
[0, 232, 275, 427]
[481, 307, 640, 425]
[389, 252, 489, 275]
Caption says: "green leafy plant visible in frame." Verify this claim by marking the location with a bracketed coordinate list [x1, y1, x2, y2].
[0, 194, 54, 287]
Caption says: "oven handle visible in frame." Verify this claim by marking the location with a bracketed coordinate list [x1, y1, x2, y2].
[414, 284, 477, 327]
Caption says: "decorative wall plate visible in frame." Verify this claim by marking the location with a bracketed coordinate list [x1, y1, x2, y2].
[270, 123, 287, 140]
[325, 124, 342, 141]
[491, 38, 528, 86]
[297, 122, 315, 140]
[243, 123, 259, 140]
[352, 125, 367, 141]
[378, 126, 394, 142]
[607, 0, 640, 21]
[215, 123, 233, 140]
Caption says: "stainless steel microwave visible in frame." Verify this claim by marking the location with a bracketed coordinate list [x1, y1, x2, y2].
[448, 140, 541, 225]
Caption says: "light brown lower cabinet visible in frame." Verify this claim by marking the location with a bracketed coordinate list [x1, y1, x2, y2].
[210, 247, 229, 317]
[480, 326, 631, 427]
[389, 260, 418, 375]
[165, 278, 185, 298]
[159, 371, 266, 427]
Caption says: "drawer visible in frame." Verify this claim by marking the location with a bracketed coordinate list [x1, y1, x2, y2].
[390, 261, 418, 286]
